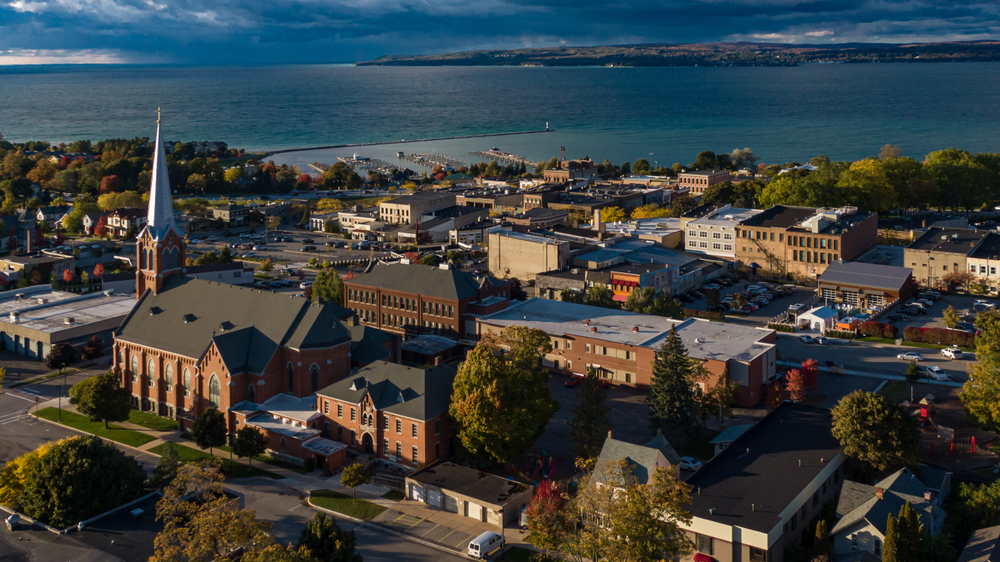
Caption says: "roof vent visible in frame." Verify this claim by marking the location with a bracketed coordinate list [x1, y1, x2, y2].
[64, 316, 74, 325]
[397, 391, 405, 403]
[695, 337, 705, 343]
[36, 298, 47, 305]
[632, 326, 639, 332]
[584, 319, 590, 325]
[590, 327, 597, 333]
[9, 311, 19, 323]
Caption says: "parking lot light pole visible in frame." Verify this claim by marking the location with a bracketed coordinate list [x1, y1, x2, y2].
[499, 507, 505, 559]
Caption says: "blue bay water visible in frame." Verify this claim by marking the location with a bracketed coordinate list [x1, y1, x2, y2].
[0, 63, 998, 169]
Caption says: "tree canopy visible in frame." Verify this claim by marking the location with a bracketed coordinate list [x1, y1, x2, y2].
[450, 326, 560, 463]
[647, 325, 701, 439]
[298, 513, 363, 562]
[69, 370, 131, 428]
[18, 436, 147, 528]
[963, 310, 1000, 431]
[831, 390, 921, 471]
[191, 408, 228, 455]
[568, 367, 612, 460]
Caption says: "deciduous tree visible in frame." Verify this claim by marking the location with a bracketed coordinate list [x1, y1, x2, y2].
[191, 407, 227, 455]
[831, 390, 920, 471]
[568, 367, 611, 460]
[765, 379, 783, 410]
[450, 327, 559, 463]
[600, 206, 626, 223]
[312, 267, 344, 305]
[963, 310, 1000, 432]
[149, 442, 183, 491]
[45, 342, 77, 375]
[340, 464, 371, 501]
[20, 436, 147, 528]
[943, 305, 960, 328]
[232, 425, 268, 470]
[526, 480, 570, 556]
[69, 371, 131, 428]
[298, 512, 363, 562]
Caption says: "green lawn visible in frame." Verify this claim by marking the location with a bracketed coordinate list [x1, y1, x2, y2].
[309, 490, 386, 521]
[127, 409, 179, 431]
[856, 337, 897, 345]
[217, 444, 308, 474]
[149, 442, 282, 480]
[44, 368, 79, 379]
[879, 380, 909, 399]
[34, 407, 157, 448]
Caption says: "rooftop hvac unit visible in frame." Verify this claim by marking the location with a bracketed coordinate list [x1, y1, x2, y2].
[9, 311, 19, 323]
[571, 268, 580, 274]
[64, 317, 75, 325]
[36, 298, 47, 304]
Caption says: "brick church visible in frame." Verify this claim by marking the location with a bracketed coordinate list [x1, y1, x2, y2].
[112, 114, 457, 471]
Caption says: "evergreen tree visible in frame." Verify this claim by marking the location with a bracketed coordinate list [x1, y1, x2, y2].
[646, 325, 701, 438]
[568, 367, 611, 460]
[897, 501, 923, 562]
[883, 513, 899, 562]
[905, 360, 920, 383]
[813, 519, 831, 560]
[298, 513, 363, 562]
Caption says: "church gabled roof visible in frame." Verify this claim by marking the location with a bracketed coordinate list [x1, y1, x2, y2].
[143, 110, 182, 240]
[116, 277, 351, 373]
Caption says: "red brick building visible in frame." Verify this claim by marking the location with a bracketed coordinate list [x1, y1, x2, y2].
[113, 117, 355, 454]
[477, 299, 777, 407]
[315, 361, 457, 467]
[678, 170, 731, 195]
[344, 262, 510, 341]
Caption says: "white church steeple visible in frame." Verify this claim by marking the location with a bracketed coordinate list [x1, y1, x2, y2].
[146, 107, 180, 240]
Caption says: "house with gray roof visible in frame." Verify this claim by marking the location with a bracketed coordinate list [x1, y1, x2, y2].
[831, 466, 951, 560]
[593, 430, 681, 486]
[957, 524, 1000, 562]
[315, 360, 458, 467]
[406, 462, 533, 532]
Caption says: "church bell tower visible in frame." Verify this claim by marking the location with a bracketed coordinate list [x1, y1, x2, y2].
[136, 109, 186, 298]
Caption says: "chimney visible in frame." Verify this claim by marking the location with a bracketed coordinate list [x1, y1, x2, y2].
[875, 487, 884, 500]
[346, 314, 359, 327]
[924, 491, 933, 502]
[593, 209, 605, 233]
[434, 356, 442, 366]
[607, 429, 613, 439]
[656, 428, 663, 438]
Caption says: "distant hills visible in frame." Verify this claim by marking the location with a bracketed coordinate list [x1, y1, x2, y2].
[355, 41, 1000, 67]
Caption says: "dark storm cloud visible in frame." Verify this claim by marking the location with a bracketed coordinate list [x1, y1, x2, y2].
[0, 0, 997, 63]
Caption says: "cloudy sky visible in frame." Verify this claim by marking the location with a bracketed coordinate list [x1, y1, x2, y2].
[1, 0, 998, 64]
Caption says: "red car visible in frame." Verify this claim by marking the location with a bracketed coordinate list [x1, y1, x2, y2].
[564, 375, 584, 388]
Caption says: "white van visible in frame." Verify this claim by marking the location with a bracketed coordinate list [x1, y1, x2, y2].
[468, 531, 504, 559]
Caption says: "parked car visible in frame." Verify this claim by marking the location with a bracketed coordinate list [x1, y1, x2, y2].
[925, 366, 949, 381]
[888, 314, 910, 322]
[941, 347, 964, 359]
[800, 335, 814, 344]
[814, 336, 827, 345]
[707, 305, 728, 313]
[687, 291, 705, 300]
[302, 238, 315, 244]
[679, 457, 703, 471]
[334, 241, 347, 248]
[702, 284, 721, 290]
[252, 245, 267, 251]
[954, 322, 976, 332]
[300, 246, 317, 252]
[677, 293, 694, 303]
[299, 281, 312, 289]
[564, 375, 583, 388]
[897, 352, 925, 361]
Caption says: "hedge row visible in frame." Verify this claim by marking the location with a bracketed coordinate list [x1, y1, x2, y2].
[685, 309, 726, 322]
[858, 321, 898, 339]
[767, 323, 796, 333]
[825, 330, 856, 340]
[903, 326, 975, 348]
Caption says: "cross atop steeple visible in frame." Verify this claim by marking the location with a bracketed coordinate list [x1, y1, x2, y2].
[157, 107, 161, 124]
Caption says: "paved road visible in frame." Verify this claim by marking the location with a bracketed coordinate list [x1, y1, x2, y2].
[777, 333, 973, 382]
[226, 479, 466, 562]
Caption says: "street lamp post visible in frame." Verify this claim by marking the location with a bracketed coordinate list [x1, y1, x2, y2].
[499, 507, 505, 560]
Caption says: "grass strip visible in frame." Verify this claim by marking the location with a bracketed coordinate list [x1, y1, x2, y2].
[127, 409, 179, 431]
[309, 489, 386, 521]
[34, 407, 156, 448]
[149, 442, 282, 479]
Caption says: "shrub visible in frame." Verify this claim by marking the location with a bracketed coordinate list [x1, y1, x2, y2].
[824, 329, 856, 340]
[304, 457, 315, 473]
[903, 326, 976, 348]
[684, 308, 726, 322]
[858, 321, 897, 339]
[767, 323, 796, 333]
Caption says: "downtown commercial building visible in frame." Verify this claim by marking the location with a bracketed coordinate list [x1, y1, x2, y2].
[476, 299, 777, 407]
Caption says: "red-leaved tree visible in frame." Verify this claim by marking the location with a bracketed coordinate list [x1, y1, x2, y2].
[404, 251, 420, 262]
[344, 271, 355, 281]
[525, 480, 566, 552]
[93, 263, 104, 279]
[785, 359, 820, 402]
[94, 216, 108, 237]
[62, 269, 74, 283]
[99, 175, 120, 193]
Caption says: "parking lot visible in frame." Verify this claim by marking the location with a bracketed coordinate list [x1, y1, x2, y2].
[683, 278, 817, 326]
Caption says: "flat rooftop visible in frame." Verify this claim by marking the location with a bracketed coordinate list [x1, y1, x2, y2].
[408, 462, 529, 507]
[690, 207, 762, 227]
[0, 287, 134, 335]
[818, 261, 912, 292]
[686, 403, 842, 534]
[401, 335, 458, 356]
[478, 299, 773, 362]
[907, 227, 988, 254]
[494, 229, 564, 245]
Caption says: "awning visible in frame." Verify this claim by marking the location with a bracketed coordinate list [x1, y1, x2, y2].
[614, 280, 638, 287]
[693, 554, 713, 562]
[612, 294, 629, 302]
[840, 287, 859, 293]
[818, 284, 838, 290]
[863, 290, 885, 296]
